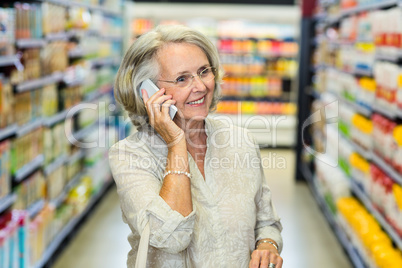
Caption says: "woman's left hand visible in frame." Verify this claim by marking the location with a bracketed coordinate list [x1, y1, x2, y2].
[249, 243, 283, 268]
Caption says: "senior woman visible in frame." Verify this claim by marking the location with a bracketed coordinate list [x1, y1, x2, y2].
[109, 24, 283, 268]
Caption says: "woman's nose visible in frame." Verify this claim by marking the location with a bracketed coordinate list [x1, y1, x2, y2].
[191, 75, 207, 92]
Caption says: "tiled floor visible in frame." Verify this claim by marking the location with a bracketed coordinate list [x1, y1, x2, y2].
[54, 149, 352, 268]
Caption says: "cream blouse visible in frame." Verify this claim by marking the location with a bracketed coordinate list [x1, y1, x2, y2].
[109, 116, 283, 267]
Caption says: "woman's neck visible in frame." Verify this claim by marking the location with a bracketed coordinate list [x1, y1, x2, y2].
[174, 118, 207, 150]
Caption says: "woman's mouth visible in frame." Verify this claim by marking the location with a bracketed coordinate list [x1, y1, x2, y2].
[187, 97, 205, 105]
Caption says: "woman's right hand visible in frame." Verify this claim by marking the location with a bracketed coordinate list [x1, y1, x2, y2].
[142, 88, 184, 146]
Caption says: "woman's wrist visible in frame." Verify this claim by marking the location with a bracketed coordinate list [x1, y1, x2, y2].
[164, 130, 185, 148]
[256, 239, 279, 251]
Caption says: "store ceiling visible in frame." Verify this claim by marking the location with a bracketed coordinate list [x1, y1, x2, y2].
[133, 0, 295, 5]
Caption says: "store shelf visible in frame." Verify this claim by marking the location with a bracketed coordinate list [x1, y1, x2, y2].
[16, 119, 43, 138]
[43, 0, 121, 16]
[301, 163, 367, 268]
[342, 0, 399, 17]
[342, 99, 372, 118]
[349, 179, 402, 251]
[63, 77, 85, 87]
[44, 154, 68, 176]
[375, 50, 402, 62]
[67, 150, 85, 165]
[353, 68, 373, 77]
[33, 180, 113, 268]
[327, 65, 373, 78]
[0, 124, 18, 141]
[43, 110, 69, 127]
[337, 128, 373, 160]
[372, 153, 402, 185]
[351, 141, 372, 161]
[15, 72, 64, 93]
[372, 103, 398, 119]
[89, 56, 121, 67]
[13, 154, 45, 183]
[219, 50, 297, 59]
[101, 35, 123, 42]
[16, 38, 46, 48]
[49, 190, 67, 208]
[372, 102, 402, 120]
[66, 171, 86, 192]
[0, 194, 17, 214]
[84, 89, 106, 103]
[0, 55, 20, 67]
[45, 32, 71, 41]
[68, 48, 95, 58]
[321, 1, 399, 28]
[220, 96, 289, 102]
[71, 121, 98, 142]
[27, 199, 46, 219]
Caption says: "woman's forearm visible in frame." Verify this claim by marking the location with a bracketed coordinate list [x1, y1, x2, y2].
[159, 138, 192, 216]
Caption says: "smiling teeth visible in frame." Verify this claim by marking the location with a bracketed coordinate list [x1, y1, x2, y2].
[188, 97, 204, 105]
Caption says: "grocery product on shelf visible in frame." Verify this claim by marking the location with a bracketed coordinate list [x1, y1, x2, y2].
[372, 113, 400, 168]
[374, 61, 399, 113]
[0, 210, 29, 268]
[315, 160, 351, 213]
[11, 127, 43, 175]
[0, 77, 14, 128]
[351, 113, 373, 151]
[216, 101, 296, 115]
[14, 3, 42, 40]
[0, 7, 15, 56]
[370, 164, 402, 236]
[13, 171, 45, 211]
[0, 140, 11, 199]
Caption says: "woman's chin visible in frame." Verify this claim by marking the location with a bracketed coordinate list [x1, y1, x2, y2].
[174, 112, 209, 124]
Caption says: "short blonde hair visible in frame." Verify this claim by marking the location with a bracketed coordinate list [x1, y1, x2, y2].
[114, 24, 223, 129]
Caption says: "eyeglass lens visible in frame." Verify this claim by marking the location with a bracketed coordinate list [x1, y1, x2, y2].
[176, 67, 215, 88]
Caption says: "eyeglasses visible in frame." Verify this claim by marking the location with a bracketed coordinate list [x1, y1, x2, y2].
[158, 67, 216, 88]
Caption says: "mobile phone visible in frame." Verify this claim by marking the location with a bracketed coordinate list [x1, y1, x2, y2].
[139, 79, 177, 119]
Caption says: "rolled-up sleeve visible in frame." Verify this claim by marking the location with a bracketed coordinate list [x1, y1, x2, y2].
[254, 178, 283, 253]
[253, 142, 283, 253]
[109, 142, 196, 254]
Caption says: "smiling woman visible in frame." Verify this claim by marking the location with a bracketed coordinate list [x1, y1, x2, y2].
[109, 24, 284, 268]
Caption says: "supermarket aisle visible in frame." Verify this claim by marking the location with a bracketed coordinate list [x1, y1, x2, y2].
[54, 149, 351, 268]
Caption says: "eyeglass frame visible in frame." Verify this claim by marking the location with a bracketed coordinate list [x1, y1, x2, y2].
[157, 66, 217, 88]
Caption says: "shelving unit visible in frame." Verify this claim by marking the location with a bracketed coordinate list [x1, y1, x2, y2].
[297, 0, 402, 266]
[0, 0, 125, 267]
